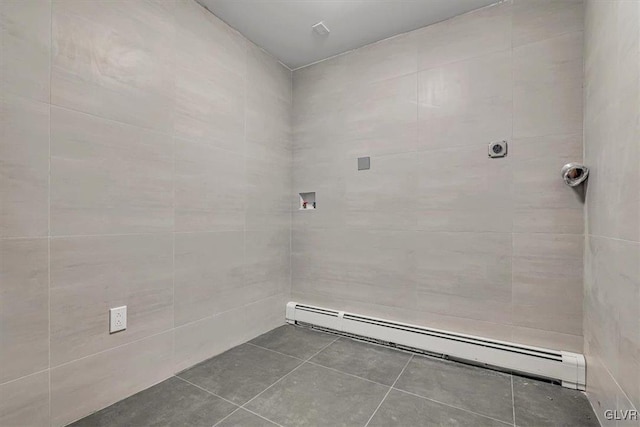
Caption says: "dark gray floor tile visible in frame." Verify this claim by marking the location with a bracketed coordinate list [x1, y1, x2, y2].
[69, 377, 236, 427]
[394, 356, 514, 424]
[217, 409, 279, 427]
[249, 325, 337, 359]
[309, 337, 412, 385]
[178, 343, 301, 405]
[513, 376, 599, 427]
[245, 362, 389, 427]
[369, 389, 511, 427]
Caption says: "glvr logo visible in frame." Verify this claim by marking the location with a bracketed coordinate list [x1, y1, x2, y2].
[604, 409, 639, 421]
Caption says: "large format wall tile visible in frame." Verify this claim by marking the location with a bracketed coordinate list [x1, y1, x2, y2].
[50, 107, 174, 235]
[586, 237, 640, 408]
[512, 133, 584, 234]
[3, 0, 293, 425]
[417, 145, 512, 232]
[345, 152, 418, 230]
[245, 228, 291, 297]
[0, 95, 50, 237]
[343, 32, 417, 86]
[247, 42, 291, 103]
[51, 0, 175, 132]
[50, 234, 174, 366]
[51, 331, 174, 426]
[174, 66, 244, 153]
[416, 232, 512, 324]
[0, 0, 51, 102]
[340, 74, 418, 158]
[292, 0, 585, 355]
[416, 1, 511, 71]
[0, 371, 49, 427]
[584, 0, 639, 418]
[418, 50, 512, 151]
[246, 155, 291, 230]
[512, 0, 584, 48]
[174, 231, 245, 326]
[294, 229, 417, 310]
[174, 294, 286, 373]
[174, 138, 246, 232]
[246, 86, 291, 161]
[513, 31, 584, 138]
[512, 233, 583, 336]
[174, 0, 246, 82]
[0, 238, 49, 383]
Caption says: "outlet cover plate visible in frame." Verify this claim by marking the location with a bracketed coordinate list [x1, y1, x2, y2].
[109, 306, 127, 333]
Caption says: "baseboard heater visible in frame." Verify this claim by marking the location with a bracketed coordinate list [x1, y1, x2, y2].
[286, 302, 586, 390]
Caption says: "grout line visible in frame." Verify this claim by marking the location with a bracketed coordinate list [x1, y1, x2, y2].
[211, 408, 241, 427]
[390, 387, 514, 426]
[47, 0, 53, 421]
[174, 377, 287, 427]
[240, 336, 340, 408]
[0, 368, 50, 387]
[49, 329, 173, 370]
[174, 376, 239, 408]
[212, 336, 340, 427]
[240, 407, 283, 427]
[305, 361, 391, 388]
[365, 355, 413, 426]
[511, 375, 516, 426]
[244, 342, 304, 361]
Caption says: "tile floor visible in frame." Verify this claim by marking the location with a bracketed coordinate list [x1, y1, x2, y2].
[71, 325, 599, 427]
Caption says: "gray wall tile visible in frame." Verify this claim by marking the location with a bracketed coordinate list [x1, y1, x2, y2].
[0, 0, 51, 102]
[51, 332, 174, 427]
[512, 134, 584, 234]
[0, 96, 50, 237]
[51, 0, 176, 132]
[418, 50, 511, 151]
[417, 145, 512, 232]
[0, 371, 50, 427]
[174, 295, 286, 373]
[416, 232, 512, 324]
[50, 234, 174, 366]
[50, 107, 174, 235]
[0, 239, 49, 383]
[174, 231, 246, 326]
[345, 152, 418, 230]
[174, 138, 246, 232]
[513, 31, 584, 138]
[416, 1, 511, 71]
[584, 0, 640, 417]
[512, 0, 584, 48]
[512, 233, 584, 335]
[293, 0, 585, 353]
[4, 1, 293, 426]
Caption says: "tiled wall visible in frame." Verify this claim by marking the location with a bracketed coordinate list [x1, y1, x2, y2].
[292, 0, 585, 352]
[583, 0, 640, 424]
[0, 0, 292, 425]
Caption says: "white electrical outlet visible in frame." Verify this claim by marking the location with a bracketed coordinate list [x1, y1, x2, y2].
[109, 306, 127, 333]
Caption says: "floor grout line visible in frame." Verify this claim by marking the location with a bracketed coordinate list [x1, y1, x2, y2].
[304, 360, 392, 388]
[245, 342, 305, 361]
[248, 330, 518, 426]
[511, 375, 517, 426]
[389, 387, 514, 426]
[173, 376, 240, 408]
[175, 376, 284, 427]
[364, 354, 414, 426]
[240, 336, 340, 410]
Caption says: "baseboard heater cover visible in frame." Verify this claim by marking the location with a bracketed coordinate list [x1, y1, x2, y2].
[285, 302, 586, 390]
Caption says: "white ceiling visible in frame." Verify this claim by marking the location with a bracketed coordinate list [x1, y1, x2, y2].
[197, 0, 498, 70]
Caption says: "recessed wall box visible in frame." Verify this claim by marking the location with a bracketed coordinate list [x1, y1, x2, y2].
[299, 192, 316, 210]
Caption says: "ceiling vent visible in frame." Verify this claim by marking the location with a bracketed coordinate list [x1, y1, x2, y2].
[312, 21, 330, 36]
